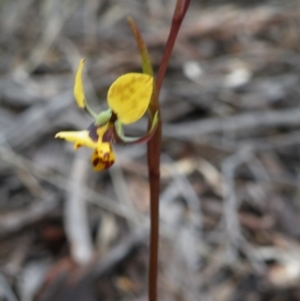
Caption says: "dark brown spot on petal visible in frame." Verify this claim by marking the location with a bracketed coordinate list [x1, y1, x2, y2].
[93, 158, 100, 166]
[74, 143, 83, 149]
[104, 161, 114, 169]
[95, 159, 113, 170]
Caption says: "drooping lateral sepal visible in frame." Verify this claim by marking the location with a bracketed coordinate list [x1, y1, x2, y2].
[114, 111, 159, 144]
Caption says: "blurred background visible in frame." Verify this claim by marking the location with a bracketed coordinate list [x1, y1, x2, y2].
[1, 0, 300, 300]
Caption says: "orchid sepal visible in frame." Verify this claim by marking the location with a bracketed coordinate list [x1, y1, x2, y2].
[107, 73, 153, 125]
[114, 111, 159, 144]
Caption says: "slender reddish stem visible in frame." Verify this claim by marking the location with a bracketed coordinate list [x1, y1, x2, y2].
[155, 0, 191, 94]
[147, 89, 161, 301]
[147, 1, 191, 301]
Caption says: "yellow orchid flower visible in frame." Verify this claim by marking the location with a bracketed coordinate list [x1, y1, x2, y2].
[55, 59, 158, 171]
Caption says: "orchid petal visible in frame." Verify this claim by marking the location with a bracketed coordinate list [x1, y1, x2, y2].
[73, 59, 98, 119]
[74, 59, 86, 109]
[55, 130, 97, 149]
[91, 144, 115, 171]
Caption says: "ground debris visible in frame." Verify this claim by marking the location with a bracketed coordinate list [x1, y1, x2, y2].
[1, 1, 300, 301]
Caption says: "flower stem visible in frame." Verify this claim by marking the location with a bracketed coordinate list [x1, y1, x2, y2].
[147, 1, 191, 301]
[155, 0, 191, 94]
